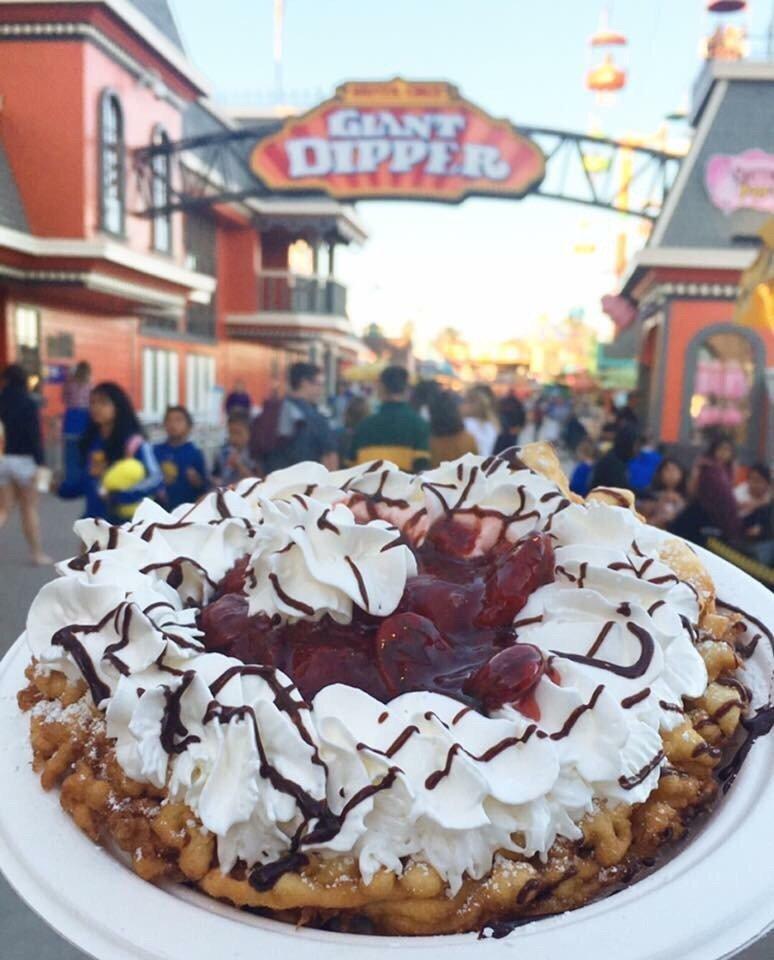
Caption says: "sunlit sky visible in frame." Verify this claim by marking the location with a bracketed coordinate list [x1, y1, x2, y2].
[171, 0, 769, 351]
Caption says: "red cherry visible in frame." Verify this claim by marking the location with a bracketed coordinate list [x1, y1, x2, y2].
[199, 593, 250, 651]
[425, 516, 480, 557]
[463, 644, 545, 713]
[475, 532, 555, 628]
[399, 575, 482, 637]
[289, 643, 380, 700]
[217, 555, 251, 597]
[375, 612, 452, 697]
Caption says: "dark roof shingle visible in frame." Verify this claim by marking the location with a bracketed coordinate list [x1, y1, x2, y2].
[0, 139, 29, 233]
[129, 0, 185, 52]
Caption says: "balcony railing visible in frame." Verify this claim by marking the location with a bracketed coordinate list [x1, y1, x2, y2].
[260, 270, 347, 317]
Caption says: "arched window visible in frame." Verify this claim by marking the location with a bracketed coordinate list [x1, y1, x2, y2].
[99, 90, 125, 235]
[151, 126, 172, 253]
[684, 323, 765, 457]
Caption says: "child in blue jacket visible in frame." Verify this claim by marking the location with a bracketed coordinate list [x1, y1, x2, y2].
[154, 405, 208, 510]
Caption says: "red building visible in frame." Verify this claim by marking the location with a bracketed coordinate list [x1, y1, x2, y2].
[0, 0, 366, 442]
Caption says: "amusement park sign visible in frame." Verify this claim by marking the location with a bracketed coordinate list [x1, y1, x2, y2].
[250, 80, 545, 203]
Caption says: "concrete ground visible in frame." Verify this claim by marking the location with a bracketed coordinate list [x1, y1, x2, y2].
[0, 495, 771, 959]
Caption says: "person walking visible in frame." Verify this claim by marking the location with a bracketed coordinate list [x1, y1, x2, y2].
[58, 382, 162, 523]
[260, 362, 339, 473]
[569, 437, 597, 497]
[591, 425, 637, 491]
[462, 385, 499, 456]
[61, 360, 91, 485]
[615, 391, 641, 431]
[154, 405, 208, 510]
[0, 364, 51, 564]
[224, 379, 252, 416]
[429, 391, 477, 467]
[493, 402, 527, 457]
[628, 433, 662, 494]
[336, 394, 370, 467]
[409, 379, 441, 422]
[561, 404, 589, 455]
[352, 366, 430, 472]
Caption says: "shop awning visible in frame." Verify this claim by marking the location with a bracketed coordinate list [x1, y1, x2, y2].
[735, 218, 774, 334]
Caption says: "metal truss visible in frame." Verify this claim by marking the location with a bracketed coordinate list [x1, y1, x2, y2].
[133, 126, 270, 218]
[521, 127, 682, 221]
[134, 124, 681, 221]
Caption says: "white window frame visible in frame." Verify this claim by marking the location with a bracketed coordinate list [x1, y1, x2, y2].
[15, 305, 40, 349]
[142, 347, 179, 421]
[185, 354, 216, 418]
[99, 90, 125, 236]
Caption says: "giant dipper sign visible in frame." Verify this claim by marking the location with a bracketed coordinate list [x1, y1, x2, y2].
[250, 79, 545, 203]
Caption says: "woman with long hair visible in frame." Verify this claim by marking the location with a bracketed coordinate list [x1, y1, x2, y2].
[58, 381, 162, 522]
[337, 394, 370, 466]
[640, 457, 687, 529]
[462, 385, 499, 456]
[409, 379, 441, 422]
[428, 391, 477, 467]
[672, 434, 740, 546]
[0, 364, 50, 563]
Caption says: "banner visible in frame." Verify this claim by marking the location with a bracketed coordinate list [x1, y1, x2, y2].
[250, 79, 545, 203]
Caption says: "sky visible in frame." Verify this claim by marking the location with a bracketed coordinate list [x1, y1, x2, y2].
[170, 0, 770, 351]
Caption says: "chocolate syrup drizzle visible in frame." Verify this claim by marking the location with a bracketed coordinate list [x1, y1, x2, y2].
[553, 623, 654, 679]
[717, 598, 773, 660]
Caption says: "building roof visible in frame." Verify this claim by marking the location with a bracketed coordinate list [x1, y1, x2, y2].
[183, 101, 267, 192]
[127, 0, 184, 52]
[0, 139, 28, 233]
[648, 60, 774, 253]
[620, 60, 772, 298]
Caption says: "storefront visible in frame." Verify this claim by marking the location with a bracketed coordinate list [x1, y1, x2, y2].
[617, 59, 774, 463]
[0, 0, 366, 448]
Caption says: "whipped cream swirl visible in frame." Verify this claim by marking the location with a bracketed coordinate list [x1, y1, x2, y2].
[246, 495, 415, 622]
[24, 454, 709, 892]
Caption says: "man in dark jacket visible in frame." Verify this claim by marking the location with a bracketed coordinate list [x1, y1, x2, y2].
[263, 362, 339, 473]
[591, 425, 637, 491]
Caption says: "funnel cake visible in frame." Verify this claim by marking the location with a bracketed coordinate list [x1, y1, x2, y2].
[17, 445, 770, 936]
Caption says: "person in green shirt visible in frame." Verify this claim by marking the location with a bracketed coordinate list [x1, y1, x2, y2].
[351, 366, 431, 472]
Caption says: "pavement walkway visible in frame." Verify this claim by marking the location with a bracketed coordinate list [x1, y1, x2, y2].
[0, 495, 770, 959]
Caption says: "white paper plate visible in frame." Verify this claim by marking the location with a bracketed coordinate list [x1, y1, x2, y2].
[1, 546, 772, 960]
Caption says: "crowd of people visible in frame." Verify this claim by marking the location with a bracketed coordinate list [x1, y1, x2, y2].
[564, 398, 772, 570]
[0, 361, 770, 582]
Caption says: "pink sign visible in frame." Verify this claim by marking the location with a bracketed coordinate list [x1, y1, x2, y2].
[705, 149, 774, 215]
[601, 293, 636, 330]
